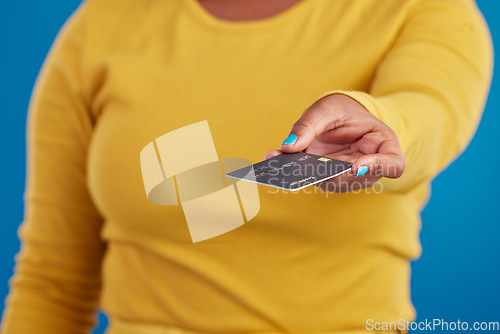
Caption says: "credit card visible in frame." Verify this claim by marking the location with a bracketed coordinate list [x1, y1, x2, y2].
[225, 152, 352, 191]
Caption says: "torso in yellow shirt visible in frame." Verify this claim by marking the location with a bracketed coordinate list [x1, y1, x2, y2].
[90, 0, 419, 331]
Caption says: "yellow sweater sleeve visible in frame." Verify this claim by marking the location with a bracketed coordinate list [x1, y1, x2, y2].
[1, 2, 105, 333]
[320, 0, 493, 192]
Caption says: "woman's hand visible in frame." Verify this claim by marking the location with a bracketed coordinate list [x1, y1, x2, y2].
[265, 94, 406, 193]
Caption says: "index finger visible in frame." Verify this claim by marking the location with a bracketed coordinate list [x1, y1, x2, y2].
[281, 99, 346, 153]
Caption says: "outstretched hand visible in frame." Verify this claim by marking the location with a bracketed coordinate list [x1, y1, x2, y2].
[265, 94, 405, 193]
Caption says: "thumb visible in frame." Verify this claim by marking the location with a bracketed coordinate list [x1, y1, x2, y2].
[280, 101, 344, 153]
[264, 149, 283, 160]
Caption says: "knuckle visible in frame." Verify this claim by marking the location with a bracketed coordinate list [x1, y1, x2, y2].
[316, 95, 337, 109]
[316, 97, 349, 126]
[381, 128, 397, 141]
[383, 127, 401, 145]
[293, 117, 315, 133]
[373, 156, 385, 175]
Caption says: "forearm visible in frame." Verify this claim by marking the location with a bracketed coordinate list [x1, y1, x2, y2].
[317, 0, 493, 192]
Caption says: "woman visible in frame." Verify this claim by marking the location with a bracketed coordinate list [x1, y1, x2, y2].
[1, 0, 492, 333]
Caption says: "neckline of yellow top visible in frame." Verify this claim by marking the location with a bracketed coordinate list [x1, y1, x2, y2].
[183, 0, 313, 32]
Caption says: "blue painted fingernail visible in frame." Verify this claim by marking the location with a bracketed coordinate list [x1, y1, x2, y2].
[282, 134, 297, 146]
[356, 166, 368, 177]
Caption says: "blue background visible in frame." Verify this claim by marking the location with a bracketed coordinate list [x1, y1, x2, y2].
[0, 1, 498, 333]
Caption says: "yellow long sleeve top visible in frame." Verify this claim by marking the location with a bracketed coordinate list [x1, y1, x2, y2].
[1, 0, 493, 333]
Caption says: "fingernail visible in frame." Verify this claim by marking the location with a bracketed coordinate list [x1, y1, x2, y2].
[282, 134, 297, 146]
[356, 166, 368, 177]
